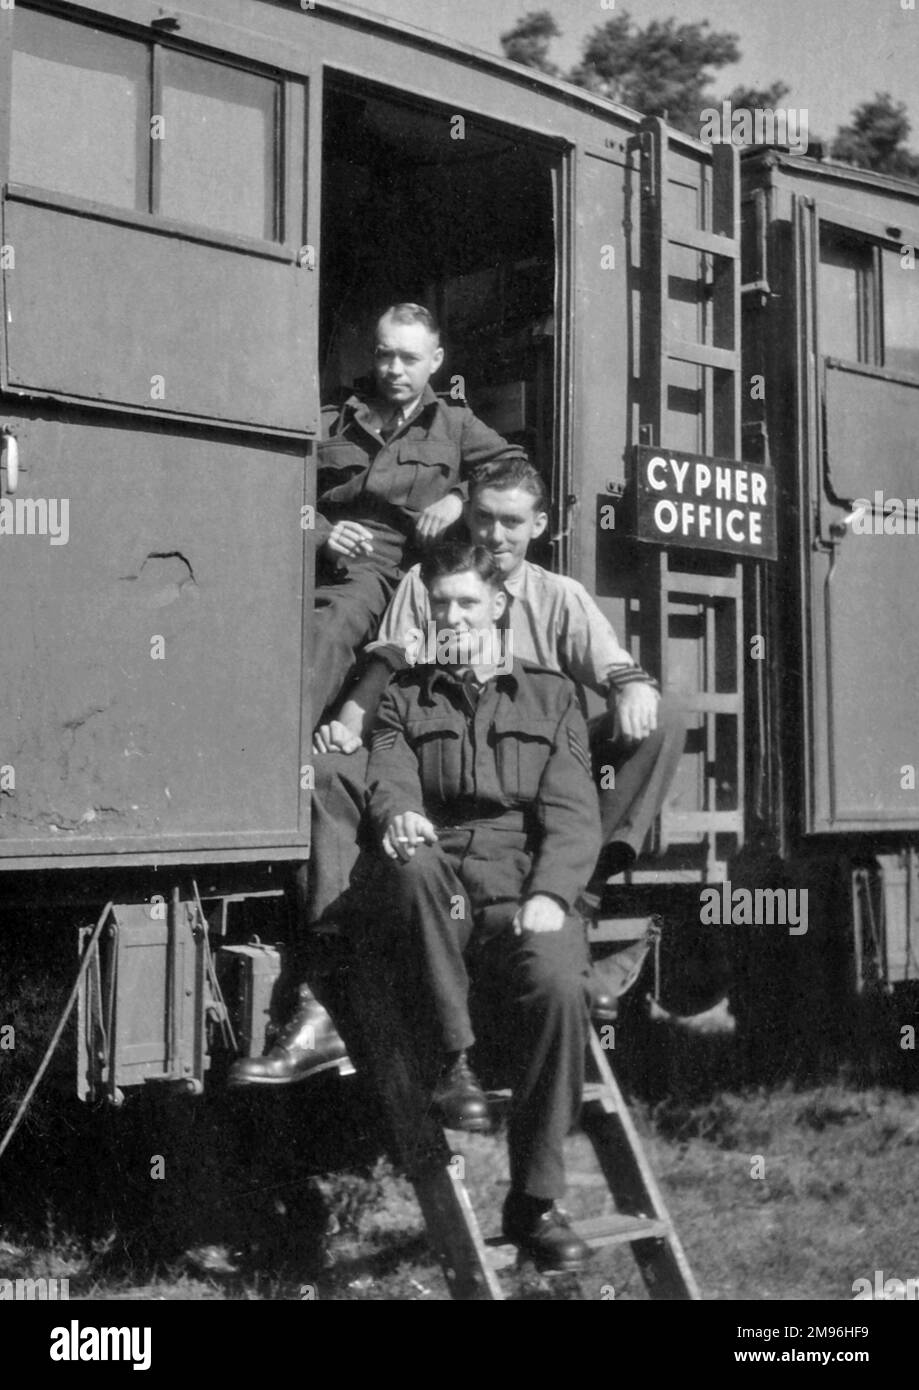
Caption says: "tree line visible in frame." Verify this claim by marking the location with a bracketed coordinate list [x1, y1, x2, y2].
[501, 9, 919, 180]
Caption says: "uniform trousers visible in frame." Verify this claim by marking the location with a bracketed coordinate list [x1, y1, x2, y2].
[312, 529, 409, 725]
[299, 697, 687, 932]
[357, 825, 591, 1200]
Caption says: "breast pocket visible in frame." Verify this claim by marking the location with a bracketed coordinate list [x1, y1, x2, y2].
[491, 715, 557, 802]
[405, 714, 465, 802]
[317, 439, 368, 503]
[397, 440, 460, 511]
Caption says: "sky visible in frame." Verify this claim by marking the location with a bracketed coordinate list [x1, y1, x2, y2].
[353, 0, 918, 150]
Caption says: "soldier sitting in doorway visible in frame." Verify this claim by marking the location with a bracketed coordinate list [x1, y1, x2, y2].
[311, 302, 526, 726]
[228, 457, 686, 1091]
[360, 542, 600, 1272]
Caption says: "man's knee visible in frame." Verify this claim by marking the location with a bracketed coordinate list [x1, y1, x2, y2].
[311, 749, 369, 797]
[591, 695, 688, 775]
[652, 695, 690, 746]
[516, 927, 590, 1014]
[381, 844, 461, 910]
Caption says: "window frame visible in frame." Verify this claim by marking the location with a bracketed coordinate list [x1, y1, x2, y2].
[817, 202, 919, 388]
[4, 1, 303, 260]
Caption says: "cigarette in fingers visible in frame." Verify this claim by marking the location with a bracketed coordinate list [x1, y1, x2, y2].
[396, 836, 411, 842]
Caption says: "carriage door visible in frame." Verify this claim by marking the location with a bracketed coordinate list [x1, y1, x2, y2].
[0, 5, 318, 865]
[796, 196, 919, 833]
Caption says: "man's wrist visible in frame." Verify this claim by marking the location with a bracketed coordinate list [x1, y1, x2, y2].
[525, 891, 569, 912]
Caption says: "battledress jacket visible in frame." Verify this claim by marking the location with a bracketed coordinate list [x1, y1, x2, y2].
[366, 659, 602, 912]
[314, 382, 526, 551]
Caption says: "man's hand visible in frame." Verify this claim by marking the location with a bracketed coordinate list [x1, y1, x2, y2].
[513, 894, 566, 935]
[382, 811, 438, 862]
[323, 520, 374, 560]
[313, 719, 363, 755]
[415, 492, 463, 544]
[614, 681, 660, 742]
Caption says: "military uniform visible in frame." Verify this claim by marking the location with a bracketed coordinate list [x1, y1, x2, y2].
[362, 659, 601, 1201]
[312, 383, 524, 722]
[304, 561, 686, 931]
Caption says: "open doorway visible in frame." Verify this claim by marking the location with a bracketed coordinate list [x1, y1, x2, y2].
[320, 74, 561, 558]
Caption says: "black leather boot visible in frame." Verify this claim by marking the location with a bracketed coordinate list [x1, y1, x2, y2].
[432, 1051, 491, 1132]
[227, 984, 351, 1088]
[588, 972, 618, 1024]
[502, 1192, 590, 1273]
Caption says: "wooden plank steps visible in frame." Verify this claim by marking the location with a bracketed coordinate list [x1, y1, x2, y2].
[347, 948, 700, 1301]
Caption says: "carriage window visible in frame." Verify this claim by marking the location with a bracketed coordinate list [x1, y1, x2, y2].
[11, 7, 148, 212]
[10, 7, 282, 243]
[818, 231, 876, 364]
[160, 52, 278, 242]
[883, 249, 919, 377]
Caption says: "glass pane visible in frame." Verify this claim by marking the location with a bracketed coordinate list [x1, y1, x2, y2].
[819, 234, 871, 362]
[11, 7, 148, 211]
[160, 51, 277, 241]
[884, 249, 919, 377]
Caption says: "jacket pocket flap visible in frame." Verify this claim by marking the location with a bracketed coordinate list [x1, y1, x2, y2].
[491, 714, 557, 742]
[405, 714, 463, 740]
[397, 440, 457, 468]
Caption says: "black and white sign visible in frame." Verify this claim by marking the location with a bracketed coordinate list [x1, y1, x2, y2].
[633, 446, 778, 560]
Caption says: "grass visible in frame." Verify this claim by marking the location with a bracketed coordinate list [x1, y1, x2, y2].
[1, 1075, 917, 1301]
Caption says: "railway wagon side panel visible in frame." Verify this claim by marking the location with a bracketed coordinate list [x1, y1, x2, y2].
[748, 154, 919, 838]
[0, 0, 319, 867]
[0, 414, 310, 861]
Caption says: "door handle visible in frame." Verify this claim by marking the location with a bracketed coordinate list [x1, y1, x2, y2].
[1, 426, 19, 494]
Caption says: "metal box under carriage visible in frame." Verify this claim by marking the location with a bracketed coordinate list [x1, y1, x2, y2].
[0, 0, 916, 1109]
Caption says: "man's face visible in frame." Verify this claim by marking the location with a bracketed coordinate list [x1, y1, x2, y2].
[428, 569, 507, 662]
[373, 315, 444, 406]
[466, 485, 548, 578]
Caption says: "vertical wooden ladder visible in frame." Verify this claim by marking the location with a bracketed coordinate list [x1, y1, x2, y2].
[635, 117, 746, 879]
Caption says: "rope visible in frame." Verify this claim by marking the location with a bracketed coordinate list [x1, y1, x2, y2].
[191, 879, 238, 1055]
[0, 900, 114, 1163]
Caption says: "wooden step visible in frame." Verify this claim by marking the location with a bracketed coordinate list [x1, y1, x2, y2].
[483, 1212, 671, 1268]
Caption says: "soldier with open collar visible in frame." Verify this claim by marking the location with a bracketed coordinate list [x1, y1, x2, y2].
[312, 302, 525, 726]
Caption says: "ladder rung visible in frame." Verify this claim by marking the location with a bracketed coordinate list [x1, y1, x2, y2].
[488, 1081, 616, 1107]
[575, 1213, 671, 1247]
[663, 572, 743, 599]
[664, 810, 743, 833]
[667, 227, 739, 259]
[667, 339, 738, 372]
[626, 863, 727, 884]
[680, 692, 741, 714]
[589, 915, 655, 942]
[484, 1213, 671, 1256]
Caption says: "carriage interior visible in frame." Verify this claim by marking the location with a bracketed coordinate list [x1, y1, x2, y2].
[320, 75, 560, 565]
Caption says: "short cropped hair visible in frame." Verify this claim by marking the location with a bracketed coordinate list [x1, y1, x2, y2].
[468, 457, 548, 514]
[419, 542, 505, 593]
[377, 303, 441, 341]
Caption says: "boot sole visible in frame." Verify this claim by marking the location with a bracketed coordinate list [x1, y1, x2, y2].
[506, 1242, 591, 1275]
[226, 1055, 353, 1087]
[436, 1114, 492, 1134]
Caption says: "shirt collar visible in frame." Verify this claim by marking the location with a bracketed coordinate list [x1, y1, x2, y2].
[421, 661, 520, 701]
[343, 381, 440, 425]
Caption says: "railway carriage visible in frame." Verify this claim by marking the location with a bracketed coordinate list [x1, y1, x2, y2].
[0, 0, 916, 1106]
